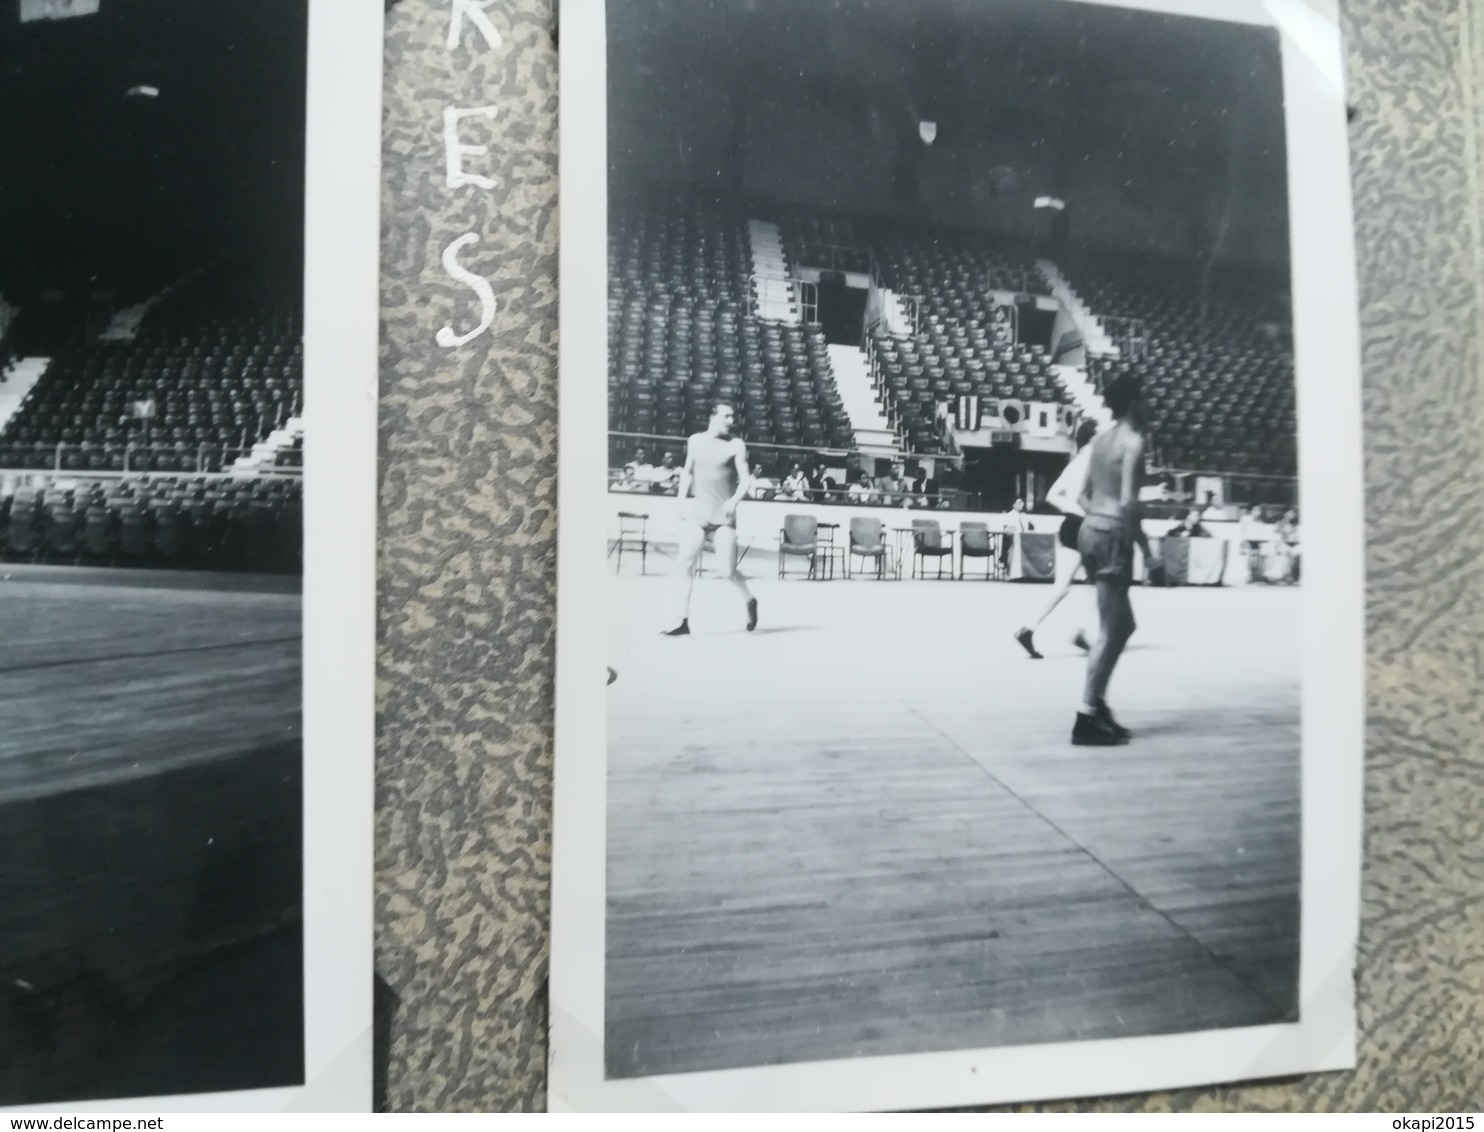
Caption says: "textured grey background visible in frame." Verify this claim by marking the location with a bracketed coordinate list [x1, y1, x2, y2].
[374, 0, 1484, 1111]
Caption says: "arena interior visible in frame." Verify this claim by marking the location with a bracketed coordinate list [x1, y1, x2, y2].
[604, 0, 1304, 1078]
[0, 0, 306, 1104]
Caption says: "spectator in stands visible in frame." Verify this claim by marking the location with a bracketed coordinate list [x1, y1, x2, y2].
[626, 448, 654, 483]
[748, 462, 777, 500]
[848, 473, 877, 504]
[806, 463, 827, 501]
[877, 466, 904, 507]
[1169, 508, 1211, 538]
[1276, 509, 1300, 583]
[650, 450, 680, 494]
[781, 463, 808, 501]
[613, 465, 645, 493]
[909, 467, 930, 507]
[1238, 505, 1267, 582]
[1001, 498, 1029, 570]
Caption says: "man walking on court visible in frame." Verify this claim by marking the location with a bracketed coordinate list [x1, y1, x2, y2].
[1072, 373, 1162, 745]
[662, 402, 759, 636]
[1015, 417, 1097, 659]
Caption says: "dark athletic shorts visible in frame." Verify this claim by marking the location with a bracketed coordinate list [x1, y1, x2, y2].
[1078, 514, 1133, 584]
[1058, 514, 1083, 551]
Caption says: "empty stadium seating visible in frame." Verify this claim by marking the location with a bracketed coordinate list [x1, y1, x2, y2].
[772, 213, 1068, 454]
[609, 202, 856, 462]
[0, 266, 305, 572]
[868, 326, 1066, 454]
[606, 197, 1296, 481]
[0, 269, 302, 473]
[1, 474, 301, 573]
[776, 211, 873, 275]
[872, 229, 1051, 322]
[1066, 251, 1295, 477]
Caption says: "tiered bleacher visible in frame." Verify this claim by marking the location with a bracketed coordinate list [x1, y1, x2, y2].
[1, 475, 301, 573]
[0, 269, 302, 473]
[775, 211, 873, 275]
[0, 266, 303, 571]
[606, 198, 1297, 488]
[1069, 251, 1296, 477]
[869, 324, 1065, 454]
[864, 231, 1066, 453]
[608, 201, 855, 463]
[873, 230, 1051, 318]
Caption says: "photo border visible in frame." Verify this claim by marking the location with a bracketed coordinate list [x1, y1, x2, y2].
[551, 0, 1363, 1111]
[2, 0, 384, 1113]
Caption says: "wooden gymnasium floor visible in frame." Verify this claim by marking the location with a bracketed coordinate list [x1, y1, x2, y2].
[605, 570, 1301, 1079]
[0, 566, 301, 802]
[0, 566, 303, 1105]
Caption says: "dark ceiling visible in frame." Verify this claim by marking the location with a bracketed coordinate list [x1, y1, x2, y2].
[0, 0, 308, 299]
[609, 0, 1290, 260]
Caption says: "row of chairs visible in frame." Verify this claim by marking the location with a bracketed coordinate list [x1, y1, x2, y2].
[2, 481, 302, 572]
[777, 515, 1013, 580]
[608, 509, 1021, 582]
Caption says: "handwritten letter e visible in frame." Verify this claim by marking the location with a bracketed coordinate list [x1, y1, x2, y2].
[436, 0, 502, 348]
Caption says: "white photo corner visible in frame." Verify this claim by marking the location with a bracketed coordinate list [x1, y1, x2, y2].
[553, 0, 1363, 1113]
[0, 0, 381, 1113]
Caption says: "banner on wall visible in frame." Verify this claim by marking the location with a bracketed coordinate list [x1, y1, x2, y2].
[953, 394, 982, 432]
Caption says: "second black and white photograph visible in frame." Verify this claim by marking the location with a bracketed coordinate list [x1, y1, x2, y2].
[551, 0, 1362, 1108]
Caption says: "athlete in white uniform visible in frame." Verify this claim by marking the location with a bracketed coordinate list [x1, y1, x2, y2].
[1015, 419, 1097, 659]
[662, 403, 758, 636]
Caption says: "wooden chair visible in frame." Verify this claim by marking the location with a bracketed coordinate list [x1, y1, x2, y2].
[778, 513, 820, 579]
[848, 516, 888, 579]
[911, 519, 954, 579]
[958, 521, 997, 579]
[611, 511, 649, 574]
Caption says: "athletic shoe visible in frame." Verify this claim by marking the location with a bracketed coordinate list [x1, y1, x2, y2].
[1072, 712, 1128, 746]
[661, 620, 690, 637]
[607, 667, 617, 685]
[1072, 630, 1091, 653]
[1014, 627, 1043, 659]
[746, 598, 759, 632]
[1095, 703, 1131, 740]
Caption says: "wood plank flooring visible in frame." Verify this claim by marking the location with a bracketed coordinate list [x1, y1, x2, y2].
[0, 571, 303, 1104]
[0, 574, 301, 801]
[605, 575, 1301, 1078]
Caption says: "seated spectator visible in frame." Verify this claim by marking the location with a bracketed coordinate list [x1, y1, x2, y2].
[625, 447, 654, 483]
[612, 465, 646, 493]
[876, 467, 904, 506]
[780, 463, 808, 501]
[1169, 508, 1211, 538]
[649, 450, 680, 494]
[908, 467, 930, 507]
[748, 462, 777, 500]
[1237, 504, 1267, 582]
[1275, 509, 1300, 582]
[807, 463, 838, 502]
[847, 474, 876, 504]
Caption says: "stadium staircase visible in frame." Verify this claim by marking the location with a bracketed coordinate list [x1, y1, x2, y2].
[826, 343, 899, 457]
[1037, 257, 1114, 424]
[0, 357, 51, 433]
[747, 220, 800, 324]
[1038, 259, 1117, 355]
[1051, 362, 1112, 427]
[882, 290, 915, 335]
[100, 270, 209, 343]
[232, 415, 304, 473]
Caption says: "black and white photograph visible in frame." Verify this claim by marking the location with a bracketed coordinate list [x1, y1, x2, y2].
[553, 0, 1363, 1112]
[0, 0, 379, 1111]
